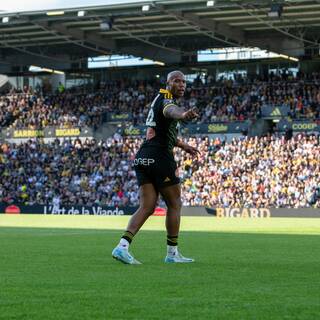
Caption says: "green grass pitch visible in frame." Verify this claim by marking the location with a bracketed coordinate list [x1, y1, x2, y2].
[0, 215, 320, 320]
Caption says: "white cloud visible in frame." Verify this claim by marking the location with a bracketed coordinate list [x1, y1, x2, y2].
[1, 0, 60, 12]
[1, 0, 146, 12]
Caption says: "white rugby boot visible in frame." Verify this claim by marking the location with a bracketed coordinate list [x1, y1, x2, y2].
[164, 250, 194, 263]
[112, 246, 141, 265]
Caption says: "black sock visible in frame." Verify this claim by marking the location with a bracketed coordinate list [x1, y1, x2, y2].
[167, 235, 178, 246]
[122, 230, 134, 244]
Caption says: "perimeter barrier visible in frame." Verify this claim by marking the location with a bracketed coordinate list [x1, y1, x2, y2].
[1, 204, 319, 217]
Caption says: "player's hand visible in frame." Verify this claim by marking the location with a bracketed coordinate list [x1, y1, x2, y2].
[182, 107, 199, 121]
[183, 144, 200, 157]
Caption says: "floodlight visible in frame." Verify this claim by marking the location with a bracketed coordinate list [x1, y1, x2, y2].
[46, 11, 65, 16]
[142, 5, 150, 11]
[207, 1, 215, 7]
[2, 17, 9, 23]
[77, 10, 86, 17]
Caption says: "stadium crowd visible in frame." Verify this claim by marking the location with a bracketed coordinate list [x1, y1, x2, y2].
[1, 73, 320, 130]
[178, 134, 320, 208]
[0, 133, 319, 208]
[0, 86, 108, 130]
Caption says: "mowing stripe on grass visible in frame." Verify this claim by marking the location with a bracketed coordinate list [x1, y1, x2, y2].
[1, 215, 320, 235]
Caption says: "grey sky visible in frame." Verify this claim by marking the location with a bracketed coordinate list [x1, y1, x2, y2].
[1, 0, 146, 12]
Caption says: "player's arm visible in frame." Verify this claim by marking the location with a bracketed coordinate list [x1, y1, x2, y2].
[163, 103, 199, 121]
[176, 138, 200, 157]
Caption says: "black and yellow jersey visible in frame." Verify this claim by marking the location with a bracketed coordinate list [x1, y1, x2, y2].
[142, 88, 179, 152]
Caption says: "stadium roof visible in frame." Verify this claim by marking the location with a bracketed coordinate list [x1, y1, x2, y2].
[0, 0, 320, 72]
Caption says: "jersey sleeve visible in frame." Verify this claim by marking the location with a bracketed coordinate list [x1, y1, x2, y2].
[162, 98, 178, 116]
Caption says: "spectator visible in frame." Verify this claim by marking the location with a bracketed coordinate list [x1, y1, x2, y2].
[1, 75, 320, 130]
[0, 134, 319, 208]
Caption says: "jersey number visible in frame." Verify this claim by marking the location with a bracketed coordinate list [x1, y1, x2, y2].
[146, 94, 159, 126]
[146, 108, 155, 126]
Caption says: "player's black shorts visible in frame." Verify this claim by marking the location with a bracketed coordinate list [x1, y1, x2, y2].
[133, 146, 180, 189]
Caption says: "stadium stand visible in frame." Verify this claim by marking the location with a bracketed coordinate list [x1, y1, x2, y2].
[1, 133, 319, 208]
[1, 75, 320, 130]
[0, 1, 320, 214]
[0, 87, 108, 129]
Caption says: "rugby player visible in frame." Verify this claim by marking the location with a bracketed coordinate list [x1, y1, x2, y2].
[112, 71, 199, 264]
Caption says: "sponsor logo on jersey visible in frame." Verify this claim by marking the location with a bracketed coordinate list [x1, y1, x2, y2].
[133, 158, 155, 166]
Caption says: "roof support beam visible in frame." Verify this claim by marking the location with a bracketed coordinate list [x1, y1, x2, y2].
[183, 12, 245, 45]
[36, 20, 182, 63]
[248, 36, 304, 56]
[0, 52, 72, 70]
[35, 20, 117, 55]
[119, 44, 182, 64]
[162, 9, 245, 46]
